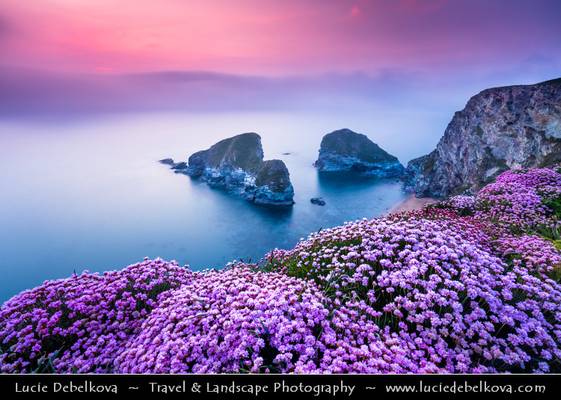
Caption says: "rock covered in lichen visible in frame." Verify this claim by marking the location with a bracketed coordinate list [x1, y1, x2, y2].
[406, 78, 561, 198]
[314, 129, 404, 178]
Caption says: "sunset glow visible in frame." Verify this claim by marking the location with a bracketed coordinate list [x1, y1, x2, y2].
[2, 0, 560, 75]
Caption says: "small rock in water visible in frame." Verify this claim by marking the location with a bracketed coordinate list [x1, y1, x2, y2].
[159, 158, 175, 165]
[253, 159, 295, 207]
[310, 197, 326, 206]
[159, 158, 188, 172]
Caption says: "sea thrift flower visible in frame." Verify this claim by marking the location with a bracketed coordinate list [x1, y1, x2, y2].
[446, 195, 476, 214]
[476, 168, 561, 230]
[116, 267, 332, 373]
[495, 235, 561, 279]
[0, 259, 191, 373]
[267, 215, 561, 372]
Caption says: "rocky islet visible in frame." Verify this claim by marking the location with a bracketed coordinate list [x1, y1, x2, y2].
[314, 128, 405, 178]
[162, 133, 295, 207]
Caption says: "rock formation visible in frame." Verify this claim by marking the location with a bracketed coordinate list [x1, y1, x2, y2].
[405, 78, 561, 198]
[252, 160, 294, 206]
[310, 197, 326, 206]
[159, 159, 188, 172]
[163, 133, 294, 207]
[158, 158, 175, 166]
[314, 129, 404, 178]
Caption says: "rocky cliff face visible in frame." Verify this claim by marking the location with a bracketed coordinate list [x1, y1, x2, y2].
[406, 78, 561, 198]
[315, 129, 404, 178]
[162, 133, 294, 207]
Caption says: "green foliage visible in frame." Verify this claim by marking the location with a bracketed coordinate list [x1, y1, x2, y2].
[263, 237, 363, 277]
[537, 225, 561, 241]
[427, 201, 474, 217]
[548, 266, 561, 282]
[31, 350, 60, 373]
[543, 195, 561, 219]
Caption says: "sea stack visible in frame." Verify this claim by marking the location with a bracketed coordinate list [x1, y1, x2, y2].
[162, 133, 294, 207]
[314, 129, 404, 178]
[253, 160, 294, 206]
[405, 78, 561, 198]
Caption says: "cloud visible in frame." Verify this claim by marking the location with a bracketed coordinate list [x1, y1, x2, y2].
[1, 1, 560, 119]
[398, 0, 448, 13]
[0, 66, 431, 117]
[0, 14, 12, 40]
[1, 0, 561, 75]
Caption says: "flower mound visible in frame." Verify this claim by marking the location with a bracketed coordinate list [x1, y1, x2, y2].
[446, 195, 476, 215]
[268, 217, 561, 372]
[0, 259, 191, 373]
[475, 168, 561, 231]
[495, 235, 561, 280]
[116, 267, 331, 373]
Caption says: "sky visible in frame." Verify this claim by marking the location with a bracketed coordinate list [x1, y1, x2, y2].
[0, 0, 560, 115]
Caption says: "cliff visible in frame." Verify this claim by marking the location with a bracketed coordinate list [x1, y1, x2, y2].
[405, 78, 561, 198]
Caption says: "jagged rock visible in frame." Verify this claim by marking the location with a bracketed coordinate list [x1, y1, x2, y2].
[310, 197, 326, 206]
[162, 133, 294, 207]
[314, 129, 404, 178]
[200, 132, 263, 172]
[159, 158, 175, 165]
[405, 78, 561, 198]
[159, 158, 188, 172]
[185, 151, 208, 177]
[171, 162, 187, 171]
[251, 160, 294, 206]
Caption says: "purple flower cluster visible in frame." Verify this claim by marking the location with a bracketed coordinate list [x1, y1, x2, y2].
[0, 259, 191, 372]
[496, 168, 561, 199]
[269, 217, 561, 373]
[116, 267, 332, 373]
[475, 168, 561, 230]
[1, 167, 560, 373]
[495, 235, 561, 279]
[446, 195, 476, 213]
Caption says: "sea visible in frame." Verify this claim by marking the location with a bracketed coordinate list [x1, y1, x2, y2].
[0, 109, 443, 302]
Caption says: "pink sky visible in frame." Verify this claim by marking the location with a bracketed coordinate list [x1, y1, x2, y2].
[1, 0, 560, 76]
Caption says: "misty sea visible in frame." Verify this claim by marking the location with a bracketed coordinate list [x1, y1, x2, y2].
[0, 110, 435, 302]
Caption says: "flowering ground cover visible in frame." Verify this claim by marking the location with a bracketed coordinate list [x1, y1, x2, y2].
[1, 167, 560, 373]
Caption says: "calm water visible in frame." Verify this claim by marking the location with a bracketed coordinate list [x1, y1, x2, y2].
[0, 111, 429, 302]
